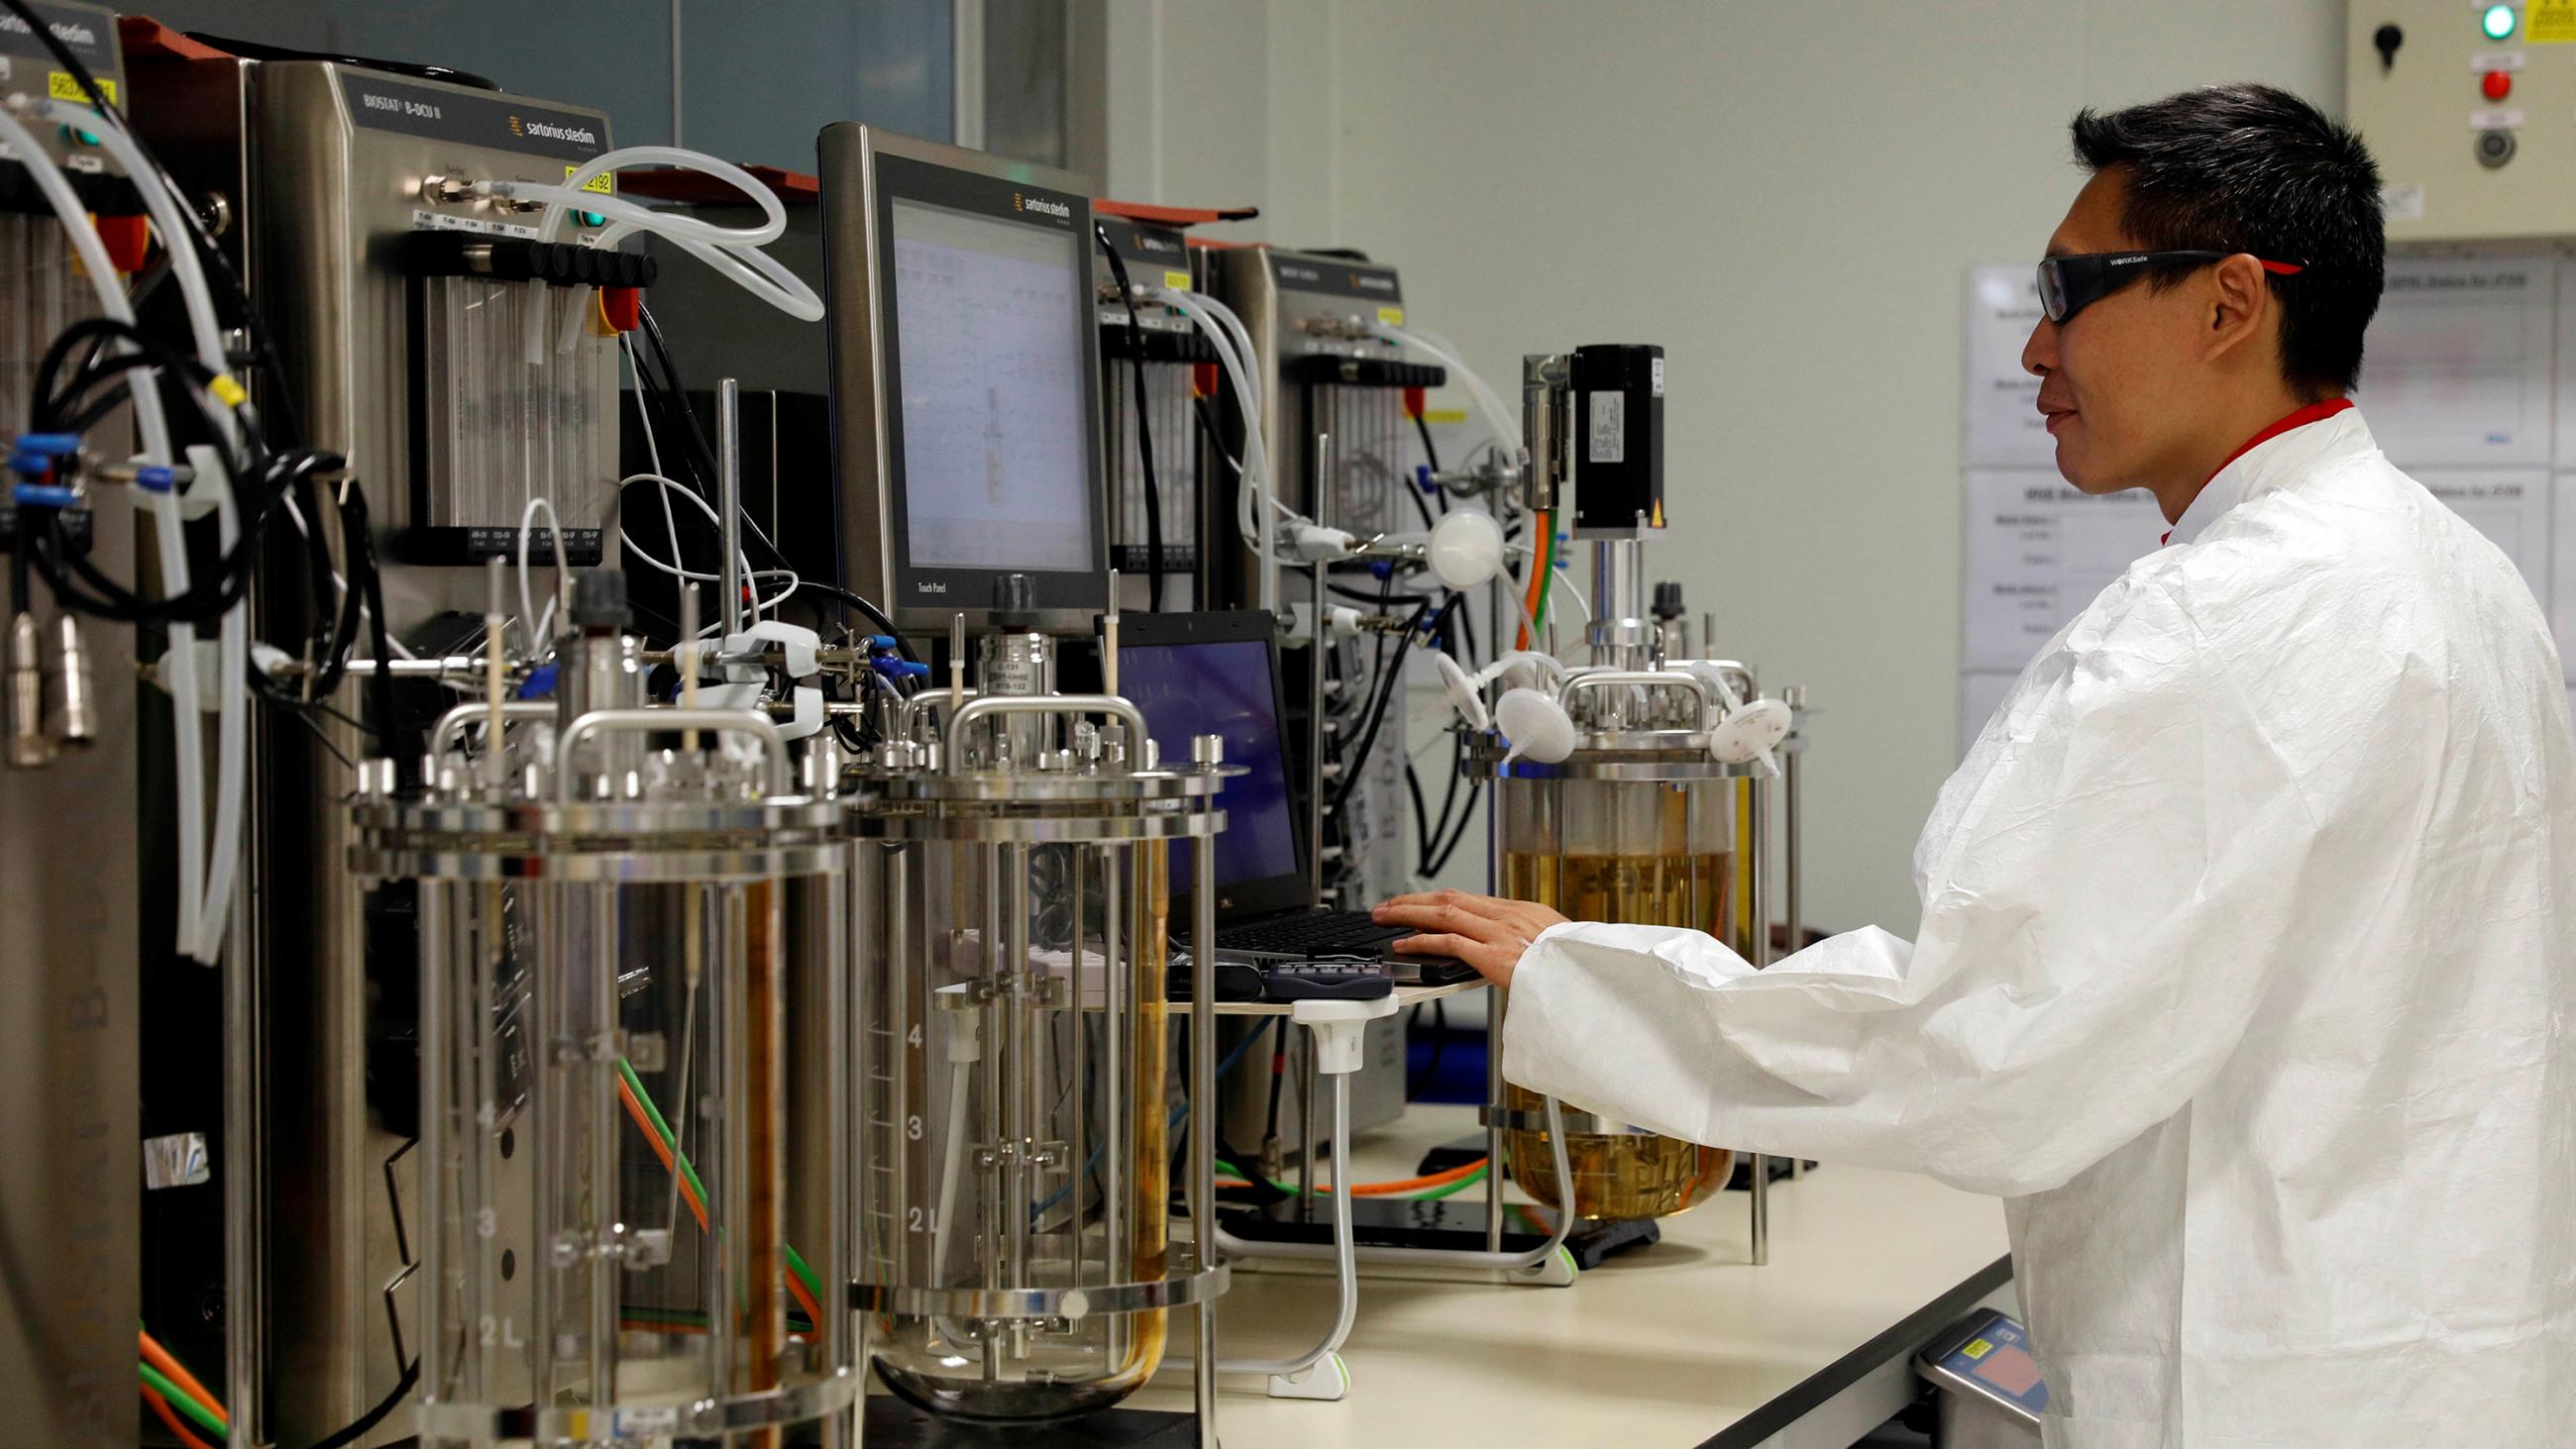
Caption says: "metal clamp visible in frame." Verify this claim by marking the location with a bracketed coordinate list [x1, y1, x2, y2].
[1473, 1105, 1568, 1133]
[428, 699, 554, 760]
[942, 693, 1149, 775]
[850, 1260, 1231, 1321]
[1558, 669, 1715, 731]
[555, 707, 788, 798]
[414, 1371, 859, 1439]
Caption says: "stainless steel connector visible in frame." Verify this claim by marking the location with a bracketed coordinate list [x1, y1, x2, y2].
[8, 612, 48, 768]
[50, 613, 95, 747]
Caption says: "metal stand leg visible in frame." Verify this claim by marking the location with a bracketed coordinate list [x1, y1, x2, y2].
[1192, 836, 1221, 1446]
[1484, 794, 1505, 1254]
[1748, 772, 1771, 1267]
[1783, 687, 1805, 1185]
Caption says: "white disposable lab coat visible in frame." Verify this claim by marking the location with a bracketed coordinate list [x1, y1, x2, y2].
[1506, 410, 2576, 1447]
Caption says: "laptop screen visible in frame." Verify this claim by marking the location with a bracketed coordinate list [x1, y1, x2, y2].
[1115, 615, 1304, 909]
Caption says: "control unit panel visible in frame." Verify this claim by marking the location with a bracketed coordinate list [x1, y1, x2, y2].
[2350, 0, 2576, 240]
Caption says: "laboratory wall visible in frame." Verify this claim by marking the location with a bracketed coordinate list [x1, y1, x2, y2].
[127, 0, 954, 167]
[1105, 0, 2348, 938]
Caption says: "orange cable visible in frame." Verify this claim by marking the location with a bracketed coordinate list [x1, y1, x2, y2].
[618, 1076, 823, 1326]
[1517, 510, 1550, 651]
[141, 1387, 213, 1449]
[785, 1270, 827, 1329]
[1347, 1160, 1487, 1196]
[617, 1077, 709, 1229]
[139, 1329, 226, 1429]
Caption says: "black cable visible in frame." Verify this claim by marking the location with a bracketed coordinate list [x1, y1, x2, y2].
[1329, 594, 1454, 824]
[0, 0, 303, 445]
[302, 1357, 419, 1449]
[1262, 1033, 1289, 1146]
[1416, 608, 1470, 855]
[1407, 997, 1449, 1098]
[1405, 759, 1431, 868]
[1426, 776, 1482, 877]
[254, 685, 357, 769]
[790, 579, 916, 661]
[341, 481, 411, 775]
[1413, 411, 1443, 477]
[629, 307, 877, 653]
[1094, 224, 1166, 610]
[1327, 580, 1430, 607]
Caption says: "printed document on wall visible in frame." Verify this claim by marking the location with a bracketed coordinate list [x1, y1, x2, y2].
[2352, 255, 2554, 467]
[2558, 259, 2576, 467]
[1964, 267, 2052, 467]
[2413, 469, 2550, 607]
[1962, 468, 2163, 671]
[2558, 474, 2576, 681]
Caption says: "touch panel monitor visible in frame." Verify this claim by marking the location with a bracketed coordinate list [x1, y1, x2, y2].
[819, 125, 1110, 630]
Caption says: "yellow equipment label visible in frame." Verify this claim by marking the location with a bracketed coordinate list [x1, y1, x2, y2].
[1422, 407, 1469, 425]
[208, 374, 248, 408]
[564, 164, 613, 196]
[49, 71, 112, 104]
[1163, 269, 1192, 290]
[2531, 0, 2576, 43]
[1964, 1338, 1994, 1360]
[1376, 305, 1405, 327]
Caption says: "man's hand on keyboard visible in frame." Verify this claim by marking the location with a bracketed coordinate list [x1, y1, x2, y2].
[1371, 891, 1569, 989]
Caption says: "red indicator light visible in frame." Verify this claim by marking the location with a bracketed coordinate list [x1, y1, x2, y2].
[2483, 69, 2514, 101]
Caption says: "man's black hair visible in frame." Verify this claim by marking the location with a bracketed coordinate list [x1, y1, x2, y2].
[2071, 84, 2384, 397]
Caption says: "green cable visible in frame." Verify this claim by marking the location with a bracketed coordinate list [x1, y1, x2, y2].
[621, 1304, 817, 1334]
[139, 1323, 228, 1427]
[141, 1363, 226, 1437]
[1533, 527, 1555, 635]
[618, 1058, 822, 1305]
[616, 1057, 709, 1208]
[782, 1243, 823, 1303]
[1215, 1158, 1491, 1200]
[1408, 1164, 1490, 1201]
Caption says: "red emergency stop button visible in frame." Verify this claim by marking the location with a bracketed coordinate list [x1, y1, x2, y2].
[597, 285, 642, 333]
[2483, 68, 2514, 101]
[94, 213, 149, 273]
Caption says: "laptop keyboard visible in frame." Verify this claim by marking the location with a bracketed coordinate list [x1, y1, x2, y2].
[1217, 911, 1410, 956]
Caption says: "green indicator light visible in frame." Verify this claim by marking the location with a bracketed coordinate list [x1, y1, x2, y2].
[56, 123, 96, 147]
[2483, 4, 2518, 41]
[579, 210, 607, 228]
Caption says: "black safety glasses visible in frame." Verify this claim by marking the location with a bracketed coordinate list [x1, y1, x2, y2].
[2036, 251, 2307, 324]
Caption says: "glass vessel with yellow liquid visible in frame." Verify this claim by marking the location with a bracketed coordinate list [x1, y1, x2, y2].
[1496, 772, 1744, 1219]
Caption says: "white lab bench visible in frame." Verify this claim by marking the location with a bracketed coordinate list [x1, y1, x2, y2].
[1128, 1103, 2015, 1449]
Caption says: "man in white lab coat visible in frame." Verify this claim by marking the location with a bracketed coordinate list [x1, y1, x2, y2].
[1378, 85, 2576, 1447]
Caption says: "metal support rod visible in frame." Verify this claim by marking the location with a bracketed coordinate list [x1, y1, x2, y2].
[1483, 784, 1505, 1254]
[1305, 430, 1335, 908]
[718, 375, 743, 639]
[1783, 685, 1804, 953]
[1190, 833, 1221, 1444]
[1748, 772, 1772, 1267]
[225, 832, 263, 1448]
[1297, 1033, 1317, 1224]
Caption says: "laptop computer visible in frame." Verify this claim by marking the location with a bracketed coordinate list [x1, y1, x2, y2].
[1114, 609, 1476, 985]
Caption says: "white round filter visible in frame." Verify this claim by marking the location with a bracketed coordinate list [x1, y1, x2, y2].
[1435, 652, 1491, 731]
[1709, 697, 1793, 767]
[1425, 509, 1506, 590]
[1494, 686, 1578, 765]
